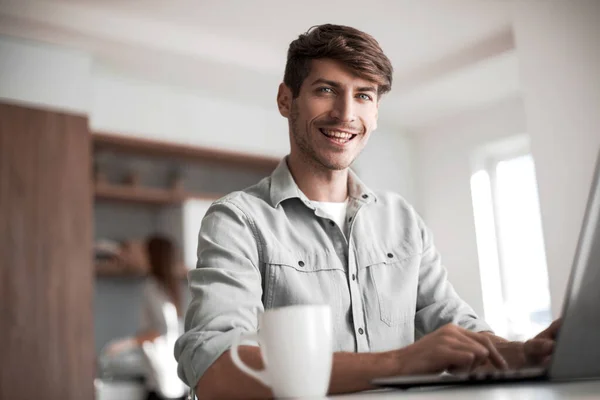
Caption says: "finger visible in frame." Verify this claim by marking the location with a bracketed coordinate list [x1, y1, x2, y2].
[470, 360, 497, 375]
[442, 337, 491, 370]
[413, 343, 475, 374]
[535, 318, 562, 340]
[524, 338, 554, 361]
[443, 349, 478, 373]
[461, 330, 508, 370]
[541, 355, 553, 368]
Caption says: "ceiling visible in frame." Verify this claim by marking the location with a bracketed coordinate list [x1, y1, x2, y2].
[0, 0, 521, 129]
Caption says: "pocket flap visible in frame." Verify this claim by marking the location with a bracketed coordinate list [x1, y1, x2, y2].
[357, 241, 417, 270]
[262, 245, 343, 272]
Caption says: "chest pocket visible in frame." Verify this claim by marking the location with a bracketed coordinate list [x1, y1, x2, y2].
[358, 243, 420, 327]
[261, 245, 346, 324]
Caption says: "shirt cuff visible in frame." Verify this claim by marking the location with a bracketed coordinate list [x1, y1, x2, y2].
[176, 328, 243, 390]
[459, 318, 493, 334]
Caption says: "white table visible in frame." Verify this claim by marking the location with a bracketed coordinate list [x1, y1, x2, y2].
[331, 380, 600, 399]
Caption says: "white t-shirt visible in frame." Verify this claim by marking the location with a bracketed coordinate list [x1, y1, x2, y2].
[139, 277, 185, 394]
[139, 277, 184, 337]
[312, 198, 349, 236]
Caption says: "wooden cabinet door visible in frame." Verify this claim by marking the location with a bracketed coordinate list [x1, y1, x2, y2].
[0, 102, 94, 399]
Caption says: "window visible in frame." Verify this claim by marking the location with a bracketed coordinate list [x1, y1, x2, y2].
[470, 136, 552, 340]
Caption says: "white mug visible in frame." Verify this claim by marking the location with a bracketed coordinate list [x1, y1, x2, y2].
[230, 304, 333, 398]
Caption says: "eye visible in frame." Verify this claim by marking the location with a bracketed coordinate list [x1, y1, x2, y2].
[357, 93, 373, 101]
[318, 87, 334, 94]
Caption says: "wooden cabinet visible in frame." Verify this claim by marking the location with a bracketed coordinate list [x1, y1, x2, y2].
[0, 102, 94, 400]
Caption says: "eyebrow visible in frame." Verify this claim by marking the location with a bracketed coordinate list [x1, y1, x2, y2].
[311, 78, 377, 94]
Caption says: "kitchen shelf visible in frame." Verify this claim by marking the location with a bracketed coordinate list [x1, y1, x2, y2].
[94, 182, 221, 206]
[93, 132, 279, 172]
[91, 132, 259, 286]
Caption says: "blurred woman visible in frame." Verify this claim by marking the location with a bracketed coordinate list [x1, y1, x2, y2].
[104, 234, 186, 400]
[139, 235, 184, 345]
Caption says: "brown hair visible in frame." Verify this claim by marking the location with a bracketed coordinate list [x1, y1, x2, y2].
[146, 235, 182, 316]
[283, 24, 393, 98]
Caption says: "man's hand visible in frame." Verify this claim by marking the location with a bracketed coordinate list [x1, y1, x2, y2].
[523, 318, 561, 367]
[475, 318, 562, 372]
[394, 324, 508, 375]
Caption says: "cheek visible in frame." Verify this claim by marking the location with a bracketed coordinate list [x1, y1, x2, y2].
[305, 99, 331, 121]
[360, 111, 378, 131]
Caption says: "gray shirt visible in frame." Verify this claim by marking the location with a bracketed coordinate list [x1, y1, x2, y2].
[174, 158, 491, 388]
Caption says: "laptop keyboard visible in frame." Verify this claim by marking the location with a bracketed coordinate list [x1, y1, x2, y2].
[460, 367, 547, 382]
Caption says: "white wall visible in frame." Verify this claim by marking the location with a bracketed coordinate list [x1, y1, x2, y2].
[354, 125, 416, 205]
[0, 35, 289, 157]
[0, 36, 91, 114]
[412, 96, 528, 319]
[511, 0, 600, 318]
[89, 65, 289, 157]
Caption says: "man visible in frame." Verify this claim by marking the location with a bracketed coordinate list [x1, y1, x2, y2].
[175, 24, 559, 399]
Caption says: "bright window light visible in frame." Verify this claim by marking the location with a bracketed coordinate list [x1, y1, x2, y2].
[471, 170, 507, 337]
[471, 152, 552, 340]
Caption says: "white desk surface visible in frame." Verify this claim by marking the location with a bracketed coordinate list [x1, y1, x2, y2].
[330, 380, 600, 399]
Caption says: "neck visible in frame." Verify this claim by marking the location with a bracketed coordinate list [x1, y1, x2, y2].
[287, 153, 349, 202]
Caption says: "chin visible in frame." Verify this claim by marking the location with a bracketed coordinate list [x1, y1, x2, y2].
[319, 157, 353, 171]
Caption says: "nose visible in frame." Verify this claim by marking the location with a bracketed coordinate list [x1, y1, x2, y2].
[329, 93, 356, 123]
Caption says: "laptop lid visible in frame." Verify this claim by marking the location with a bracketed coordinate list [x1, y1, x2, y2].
[549, 149, 600, 380]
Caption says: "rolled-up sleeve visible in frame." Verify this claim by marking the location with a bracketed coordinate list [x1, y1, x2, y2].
[414, 217, 491, 337]
[174, 198, 263, 390]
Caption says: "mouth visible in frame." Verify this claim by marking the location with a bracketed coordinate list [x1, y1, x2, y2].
[319, 128, 358, 145]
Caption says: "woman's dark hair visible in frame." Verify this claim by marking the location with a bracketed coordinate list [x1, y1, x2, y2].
[146, 235, 182, 316]
[284, 24, 393, 98]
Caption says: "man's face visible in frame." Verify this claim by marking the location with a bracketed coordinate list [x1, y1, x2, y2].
[278, 58, 380, 171]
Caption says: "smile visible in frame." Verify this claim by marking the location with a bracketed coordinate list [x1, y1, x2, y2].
[319, 129, 358, 144]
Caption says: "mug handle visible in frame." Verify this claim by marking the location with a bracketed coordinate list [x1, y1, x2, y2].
[230, 332, 270, 388]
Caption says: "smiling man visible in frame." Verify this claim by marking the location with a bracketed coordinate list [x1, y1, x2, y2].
[174, 24, 558, 399]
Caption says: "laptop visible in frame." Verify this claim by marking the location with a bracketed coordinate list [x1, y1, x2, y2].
[372, 149, 600, 389]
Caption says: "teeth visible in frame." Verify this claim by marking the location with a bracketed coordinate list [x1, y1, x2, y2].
[322, 130, 354, 140]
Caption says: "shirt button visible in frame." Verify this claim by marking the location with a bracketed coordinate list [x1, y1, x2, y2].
[348, 217, 353, 222]
[298, 260, 305, 267]
[358, 328, 364, 335]
[352, 274, 356, 281]
[329, 220, 335, 227]
[362, 194, 369, 199]
[387, 253, 394, 258]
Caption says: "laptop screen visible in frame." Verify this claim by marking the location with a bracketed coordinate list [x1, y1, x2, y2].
[550, 149, 600, 380]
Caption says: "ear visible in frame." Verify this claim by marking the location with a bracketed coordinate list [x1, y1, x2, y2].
[277, 83, 292, 118]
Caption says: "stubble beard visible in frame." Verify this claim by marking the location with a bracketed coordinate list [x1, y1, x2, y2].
[289, 102, 352, 171]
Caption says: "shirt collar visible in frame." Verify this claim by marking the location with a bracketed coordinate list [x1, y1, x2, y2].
[269, 156, 377, 208]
